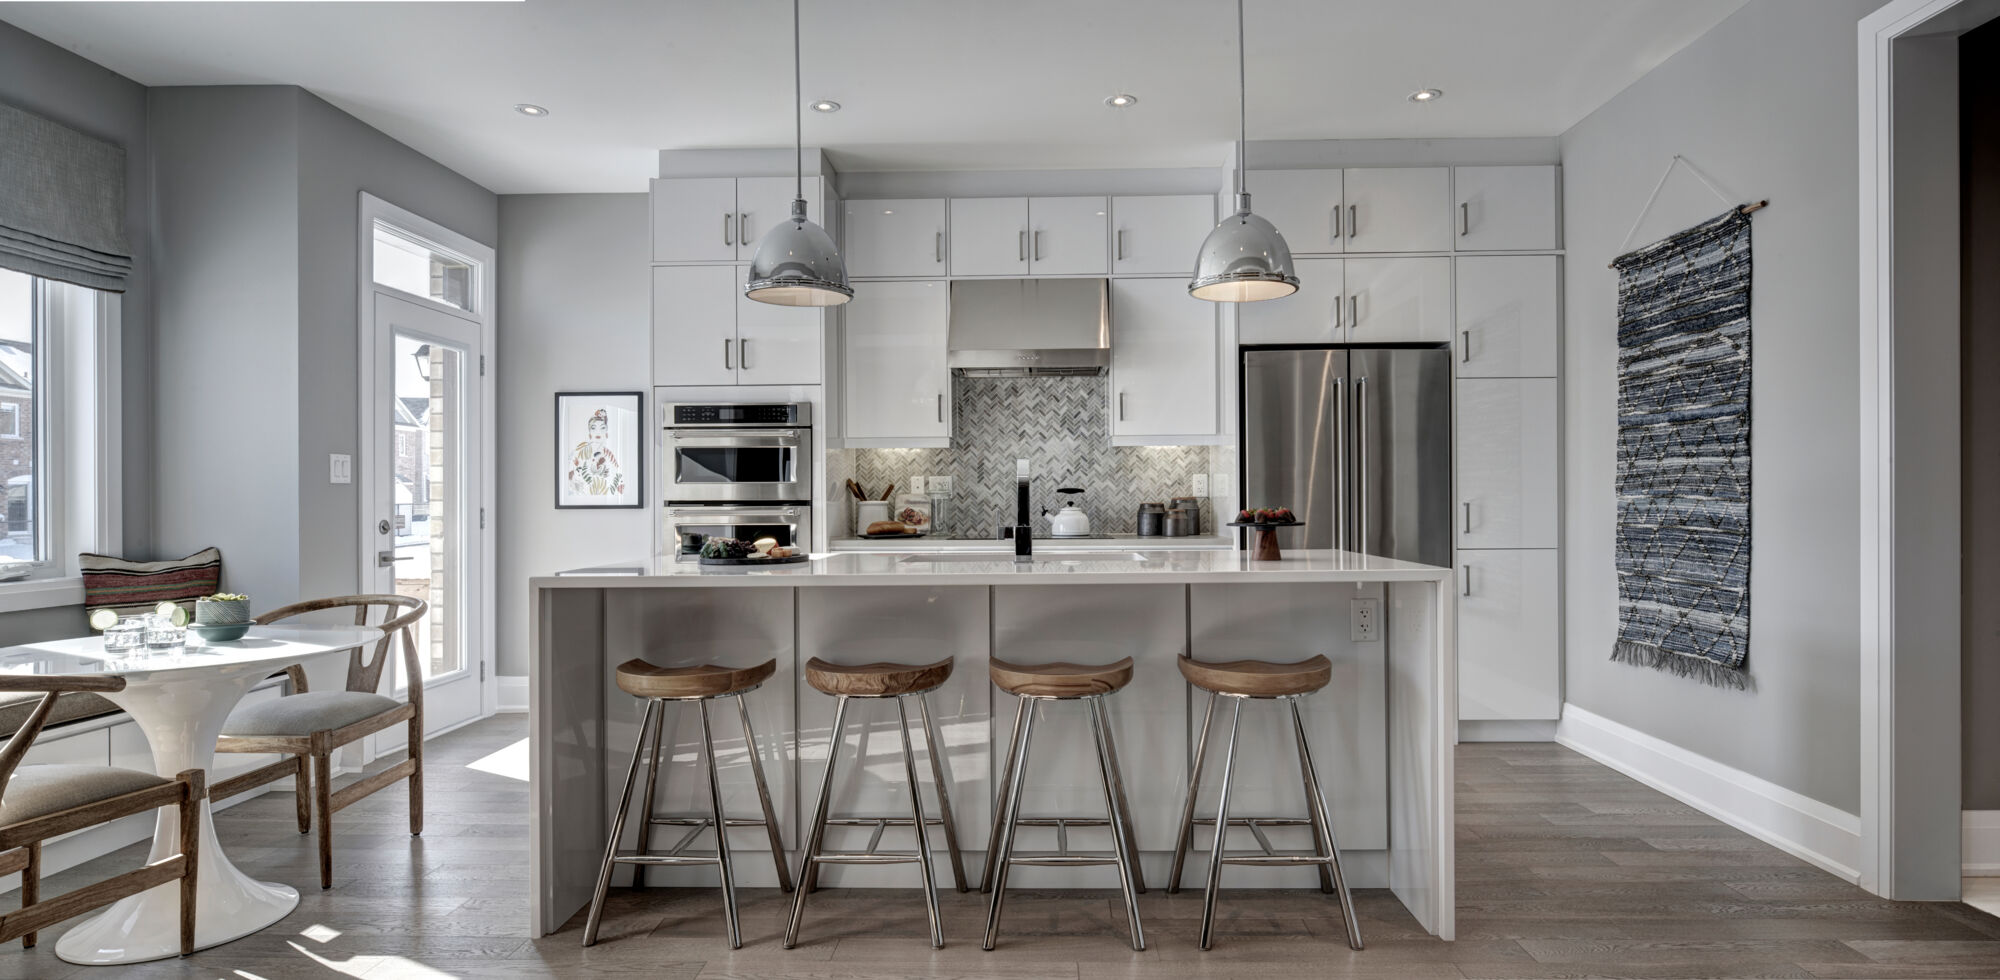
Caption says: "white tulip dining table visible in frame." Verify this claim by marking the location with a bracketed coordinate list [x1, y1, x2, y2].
[0, 624, 382, 965]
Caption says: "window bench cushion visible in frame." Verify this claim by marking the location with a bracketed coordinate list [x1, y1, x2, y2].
[0, 690, 120, 739]
[221, 691, 399, 738]
[0, 764, 170, 825]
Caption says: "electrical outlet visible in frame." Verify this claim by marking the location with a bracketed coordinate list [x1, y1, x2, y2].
[1192, 473, 1209, 496]
[329, 453, 351, 485]
[928, 474, 954, 495]
[906, 475, 924, 494]
[1351, 598, 1381, 642]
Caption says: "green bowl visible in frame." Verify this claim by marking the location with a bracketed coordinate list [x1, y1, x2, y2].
[187, 621, 251, 643]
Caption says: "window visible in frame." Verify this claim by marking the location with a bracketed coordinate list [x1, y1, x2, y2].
[0, 267, 114, 582]
[371, 223, 475, 313]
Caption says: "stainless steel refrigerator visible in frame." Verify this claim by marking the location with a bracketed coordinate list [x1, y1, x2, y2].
[1242, 348, 1452, 566]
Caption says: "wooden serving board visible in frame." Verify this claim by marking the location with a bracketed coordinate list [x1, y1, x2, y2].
[698, 554, 811, 566]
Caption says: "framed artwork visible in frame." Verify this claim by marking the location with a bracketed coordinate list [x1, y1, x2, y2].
[555, 391, 643, 509]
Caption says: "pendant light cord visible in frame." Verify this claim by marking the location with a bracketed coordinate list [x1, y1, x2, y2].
[1237, 0, 1247, 200]
[794, 0, 804, 204]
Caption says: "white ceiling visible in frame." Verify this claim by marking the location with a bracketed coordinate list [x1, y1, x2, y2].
[1, 0, 1747, 194]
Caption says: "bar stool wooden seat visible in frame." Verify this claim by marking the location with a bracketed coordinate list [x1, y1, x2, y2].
[1168, 653, 1362, 951]
[981, 655, 1145, 952]
[785, 657, 967, 950]
[583, 657, 789, 950]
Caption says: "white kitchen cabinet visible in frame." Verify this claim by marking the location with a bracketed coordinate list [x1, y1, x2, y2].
[652, 265, 739, 386]
[1456, 378, 1559, 550]
[843, 280, 951, 444]
[1110, 277, 1217, 440]
[1236, 257, 1344, 345]
[652, 176, 822, 263]
[845, 198, 948, 278]
[1342, 168, 1452, 253]
[948, 197, 1028, 277]
[1458, 549, 1561, 721]
[1456, 255, 1559, 378]
[1454, 166, 1559, 251]
[1111, 194, 1213, 276]
[1345, 257, 1452, 343]
[734, 291, 821, 385]
[1029, 196, 1108, 275]
[1252, 169, 1345, 255]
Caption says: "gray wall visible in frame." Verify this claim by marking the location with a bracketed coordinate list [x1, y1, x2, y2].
[0, 21, 155, 641]
[1560, 0, 1883, 813]
[1965, 21, 2000, 811]
[495, 194, 651, 676]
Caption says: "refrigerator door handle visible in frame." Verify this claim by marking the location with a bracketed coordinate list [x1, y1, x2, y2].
[1333, 376, 1346, 553]
[1355, 375, 1368, 554]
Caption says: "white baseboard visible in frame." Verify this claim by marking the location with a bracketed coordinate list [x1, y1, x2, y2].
[1966, 811, 2000, 876]
[497, 675, 528, 713]
[1460, 719, 1558, 742]
[1555, 703, 1862, 883]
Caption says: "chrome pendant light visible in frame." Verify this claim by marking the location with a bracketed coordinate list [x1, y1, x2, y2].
[1189, 0, 1298, 303]
[745, 0, 853, 307]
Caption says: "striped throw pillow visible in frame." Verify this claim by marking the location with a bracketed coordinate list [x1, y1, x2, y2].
[79, 547, 223, 616]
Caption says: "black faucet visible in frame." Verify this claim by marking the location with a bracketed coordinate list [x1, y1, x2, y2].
[1014, 459, 1032, 561]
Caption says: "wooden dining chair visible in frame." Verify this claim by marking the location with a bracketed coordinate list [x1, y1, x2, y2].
[210, 594, 428, 889]
[0, 675, 203, 954]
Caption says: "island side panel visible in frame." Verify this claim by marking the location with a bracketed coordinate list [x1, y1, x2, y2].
[1387, 577, 1455, 939]
[598, 587, 798, 889]
[795, 586, 991, 887]
[534, 585, 609, 937]
[1188, 581, 1391, 889]
[990, 583, 1190, 886]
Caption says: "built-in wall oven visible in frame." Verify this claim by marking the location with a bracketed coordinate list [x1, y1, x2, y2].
[662, 403, 813, 559]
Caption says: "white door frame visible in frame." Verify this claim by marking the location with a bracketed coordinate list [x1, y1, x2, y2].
[357, 192, 498, 721]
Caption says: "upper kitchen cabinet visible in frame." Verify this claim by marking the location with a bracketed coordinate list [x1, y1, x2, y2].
[651, 176, 823, 263]
[653, 265, 820, 387]
[1456, 255, 1559, 378]
[1111, 195, 1213, 276]
[845, 199, 948, 278]
[843, 280, 952, 446]
[1343, 257, 1452, 344]
[1456, 377, 1559, 550]
[1253, 169, 1345, 254]
[1236, 257, 1344, 345]
[1454, 166, 1559, 251]
[949, 197, 1108, 277]
[1110, 277, 1218, 442]
[1342, 168, 1452, 253]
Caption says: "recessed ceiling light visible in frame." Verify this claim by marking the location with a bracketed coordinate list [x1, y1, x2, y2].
[882, 209, 894, 214]
[1408, 88, 1443, 103]
[811, 100, 841, 113]
[514, 103, 549, 117]
[1105, 93, 1139, 108]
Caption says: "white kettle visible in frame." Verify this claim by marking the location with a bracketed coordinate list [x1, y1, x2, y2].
[1048, 487, 1091, 537]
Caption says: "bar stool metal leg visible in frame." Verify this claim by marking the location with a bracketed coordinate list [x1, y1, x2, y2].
[1094, 698, 1147, 895]
[584, 699, 660, 946]
[696, 700, 742, 949]
[981, 699, 1037, 951]
[1289, 701, 1335, 896]
[895, 697, 946, 948]
[736, 693, 795, 893]
[633, 700, 667, 891]
[785, 695, 851, 949]
[1088, 698, 1146, 951]
[980, 696, 1030, 895]
[1292, 698, 1362, 949]
[916, 692, 970, 893]
[1168, 690, 1219, 894]
[1198, 697, 1244, 951]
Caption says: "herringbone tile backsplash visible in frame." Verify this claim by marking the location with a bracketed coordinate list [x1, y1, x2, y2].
[838, 376, 1220, 538]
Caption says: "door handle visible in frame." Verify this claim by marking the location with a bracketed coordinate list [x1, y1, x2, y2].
[723, 338, 733, 370]
[739, 212, 750, 243]
[937, 392, 944, 423]
[1034, 230, 1043, 262]
[1462, 501, 1471, 533]
[723, 212, 733, 247]
[377, 550, 414, 568]
[1331, 206, 1341, 242]
[1462, 330, 1471, 362]
[1347, 204, 1357, 239]
[936, 231, 944, 263]
[1334, 294, 1343, 330]
[740, 339, 751, 370]
[1348, 295, 1358, 329]
[1019, 229, 1027, 261]
[1117, 229, 1126, 261]
[1459, 201, 1470, 236]
[1118, 391, 1127, 421]
[1463, 564, 1472, 597]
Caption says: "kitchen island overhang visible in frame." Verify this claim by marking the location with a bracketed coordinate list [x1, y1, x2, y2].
[530, 549, 1455, 941]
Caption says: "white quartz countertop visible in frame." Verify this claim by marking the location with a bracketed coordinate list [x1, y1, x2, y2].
[830, 533, 1235, 553]
[537, 548, 1451, 588]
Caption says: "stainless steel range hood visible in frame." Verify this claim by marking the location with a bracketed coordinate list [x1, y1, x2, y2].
[947, 278, 1110, 376]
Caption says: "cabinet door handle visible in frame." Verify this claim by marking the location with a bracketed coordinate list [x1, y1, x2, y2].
[1462, 330, 1471, 362]
[935, 231, 943, 263]
[1333, 294, 1343, 329]
[1348, 204, 1357, 239]
[739, 212, 750, 244]
[1034, 230, 1043, 262]
[723, 212, 734, 247]
[1462, 501, 1471, 533]
[1019, 229, 1027, 261]
[1463, 564, 1472, 597]
[937, 392, 944, 423]
[1118, 391, 1127, 421]
[723, 338, 733, 370]
[1117, 229, 1126, 261]
[1459, 201, 1470, 236]
[1348, 295, 1358, 328]
[740, 339, 751, 369]
[1331, 205, 1341, 242]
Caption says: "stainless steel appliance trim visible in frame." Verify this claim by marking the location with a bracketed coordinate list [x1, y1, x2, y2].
[669, 429, 801, 446]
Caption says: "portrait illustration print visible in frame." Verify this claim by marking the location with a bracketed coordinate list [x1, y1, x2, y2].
[555, 391, 643, 508]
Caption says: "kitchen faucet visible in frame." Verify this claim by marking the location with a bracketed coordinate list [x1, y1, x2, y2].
[1014, 458, 1032, 561]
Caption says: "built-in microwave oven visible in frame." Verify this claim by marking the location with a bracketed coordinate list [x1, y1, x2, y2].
[664, 504, 812, 561]
[662, 403, 812, 504]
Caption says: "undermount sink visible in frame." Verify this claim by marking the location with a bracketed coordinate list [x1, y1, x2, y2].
[896, 552, 1151, 563]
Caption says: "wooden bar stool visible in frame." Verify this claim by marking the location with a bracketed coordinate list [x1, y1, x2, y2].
[981, 656, 1145, 952]
[1167, 654, 1362, 951]
[583, 658, 789, 950]
[784, 657, 968, 950]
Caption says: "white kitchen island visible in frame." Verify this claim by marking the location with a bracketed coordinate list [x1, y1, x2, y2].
[529, 549, 1455, 941]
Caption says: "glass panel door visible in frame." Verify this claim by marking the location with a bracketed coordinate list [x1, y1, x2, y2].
[393, 334, 464, 685]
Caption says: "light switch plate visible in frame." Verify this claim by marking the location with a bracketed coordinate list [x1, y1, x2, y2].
[329, 453, 352, 484]
[1351, 598, 1381, 642]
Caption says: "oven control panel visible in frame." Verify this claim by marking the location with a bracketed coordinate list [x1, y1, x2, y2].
[668, 403, 810, 426]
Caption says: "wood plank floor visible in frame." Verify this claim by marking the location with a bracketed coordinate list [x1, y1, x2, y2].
[1, 717, 1995, 978]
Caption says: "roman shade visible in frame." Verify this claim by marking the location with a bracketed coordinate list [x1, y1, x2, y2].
[0, 101, 131, 292]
